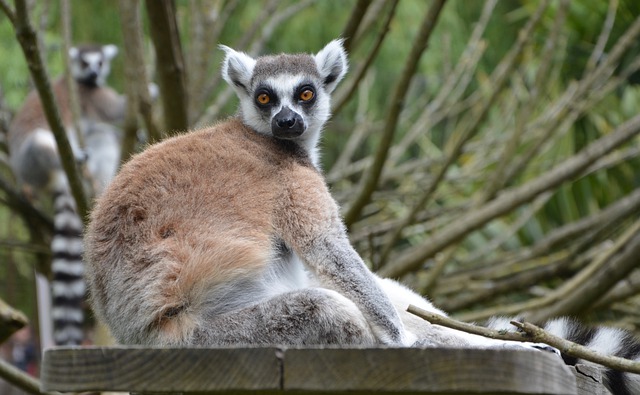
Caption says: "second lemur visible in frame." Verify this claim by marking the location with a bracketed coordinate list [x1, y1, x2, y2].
[8, 44, 124, 345]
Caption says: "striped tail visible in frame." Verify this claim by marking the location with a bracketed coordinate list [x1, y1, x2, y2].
[544, 317, 640, 395]
[488, 316, 640, 395]
[51, 188, 85, 346]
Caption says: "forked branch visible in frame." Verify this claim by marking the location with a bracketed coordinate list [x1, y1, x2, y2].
[408, 304, 640, 374]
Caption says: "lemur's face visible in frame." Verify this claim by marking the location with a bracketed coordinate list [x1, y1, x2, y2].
[244, 55, 329, 141]
[251, 72, 320, 140]
[221, 41, 347, 144]
[68, 44, 118, 87]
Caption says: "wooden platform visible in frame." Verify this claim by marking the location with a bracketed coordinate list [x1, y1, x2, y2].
[41, 346, 607, 394]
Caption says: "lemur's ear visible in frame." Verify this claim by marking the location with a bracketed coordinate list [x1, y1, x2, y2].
[314, 39, 348, 93]
[220, 45, 256, 96]
[68, 47, 79, 60]
[102, 44, 118, 60]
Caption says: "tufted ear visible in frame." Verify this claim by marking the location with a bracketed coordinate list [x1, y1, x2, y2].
[220, 45, 256, 96]
[314, 39, 348, 93]
[102, 44, 119, 60]
[68, 47, 79, 60]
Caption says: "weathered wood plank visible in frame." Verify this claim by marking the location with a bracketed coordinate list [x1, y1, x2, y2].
[41, 347, 580, 394]
[41, 346, 282, 393]
[284, 347, 577, 394]
[571, 365, 612, 395]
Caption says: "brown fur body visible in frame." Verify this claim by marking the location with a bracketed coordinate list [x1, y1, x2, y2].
[8, 77, 124, 193]
[86, 117, 393, 345]
[8, 77, 124, 154]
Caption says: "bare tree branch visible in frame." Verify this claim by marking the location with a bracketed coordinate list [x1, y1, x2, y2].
[332, 0, 398, 115]
[450, 185, 640, 278]
[0, 297, 27, 344]
[408, 305, 640, 374]
[145, 0, 188, 135]
[10, 0, 89, 221]
[0, 357, 63, 395]
[379, 113, 640, 278]
[186, 0, 229, 124]
[119, 0, 161, 152]
[455, 221, 640, 322]
[407, 305, 527, 342]
[511, 320, 640, 374]
[0, 0, 15, 25]
[0, 175, 53, 231]
[60, 0, 83, 150]
[594, 270, 640, 309]
[528, 220, 640, 321]
[343, 0, 447, 227]
[584, 0, 618, 75]
[340, 0, 372, 53]
[377, 0, 550, 266]
[481, 0, 568, 202]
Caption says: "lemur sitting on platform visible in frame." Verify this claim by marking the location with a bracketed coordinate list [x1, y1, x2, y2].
[84, 40, 640, 395]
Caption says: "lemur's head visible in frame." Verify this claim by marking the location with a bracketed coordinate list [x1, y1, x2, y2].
[221, 40, 347, 158]
[68, 44, 118, 87]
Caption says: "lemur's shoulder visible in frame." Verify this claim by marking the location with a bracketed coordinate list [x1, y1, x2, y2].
[123, 117, 314, 177]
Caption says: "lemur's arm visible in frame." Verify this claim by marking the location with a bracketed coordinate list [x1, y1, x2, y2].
[275, 166, 407, 345]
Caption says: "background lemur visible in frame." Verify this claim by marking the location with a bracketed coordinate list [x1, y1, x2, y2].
[8, 44, 123, 345]
[85, 41, 640, 394]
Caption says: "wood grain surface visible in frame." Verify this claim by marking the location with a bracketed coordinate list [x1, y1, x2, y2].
[41, 346, 588, 394]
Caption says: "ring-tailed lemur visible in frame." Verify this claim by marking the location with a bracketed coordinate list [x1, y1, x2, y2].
[8, 44, 123, 345]
[84, 41, 640, 394]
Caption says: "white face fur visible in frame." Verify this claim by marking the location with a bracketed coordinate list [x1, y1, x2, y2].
[221, 40, 348, 167]
[68, 44, 118, 87]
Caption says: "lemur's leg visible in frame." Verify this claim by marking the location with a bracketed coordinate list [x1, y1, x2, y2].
[190, 288, 376, 346]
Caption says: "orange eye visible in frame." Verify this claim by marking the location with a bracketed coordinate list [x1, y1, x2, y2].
[300, 89, 314, 102]
[257, 93, 270, 105]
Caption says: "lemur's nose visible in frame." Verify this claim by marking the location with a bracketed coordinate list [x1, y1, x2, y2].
[275, 107, 298, 128]
[272, 107, 305, 139]
[277, 117, 296, 128]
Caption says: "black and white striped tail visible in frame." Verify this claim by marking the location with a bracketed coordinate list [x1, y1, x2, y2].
[544, 317, 640, 395]
[488, 317, 640, 395]
[51, 189, 85, 346]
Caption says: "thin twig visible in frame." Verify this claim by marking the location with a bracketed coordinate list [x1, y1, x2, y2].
[0, 357, 63, 395]
[407, 305, 527, 341]
[511, 320, 640, 374]
[344, 0, 447, 227]
[441, 187, 640, 289]
[340, 0, 372, 53]
[377, 0, 550, 266]
[118, 0, 161, 150]
[61, 0, 83, 150]
[379, 113, 640, 278]
[332, 0, 398, 115]
[594, 271, 640, 309]
[12, 0, 89, 221]
[408, 304, 640, 374]
[145, 0, 189, 134]
[481, 0, 568, 201]
[528, 219, 640, 321]
[585, 0, 618, 75]
[0, 0, 15, 25]
[455, 222, 640, 322]
[0, 297, 27, 344]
